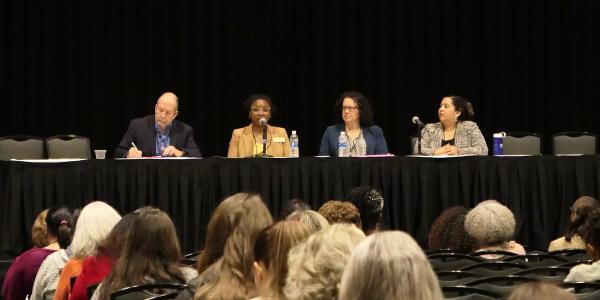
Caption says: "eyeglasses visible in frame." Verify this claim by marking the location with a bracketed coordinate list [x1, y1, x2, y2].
[251, 107, 271, 113]
[342, 106, 358, 112]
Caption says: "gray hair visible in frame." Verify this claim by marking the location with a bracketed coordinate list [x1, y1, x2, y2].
[286, 209, 330, 234]
[339, 231, 443, 300]
[464, 200, 516, 246]
[71, 201, 121, 258]
[284, 223, 365, 300]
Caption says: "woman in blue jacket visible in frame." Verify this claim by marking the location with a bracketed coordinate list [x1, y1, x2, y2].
[319, 91, 388, 157]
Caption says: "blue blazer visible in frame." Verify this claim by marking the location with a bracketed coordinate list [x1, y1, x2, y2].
[114, 115, 202, 158]
[319, 124, 388, 157]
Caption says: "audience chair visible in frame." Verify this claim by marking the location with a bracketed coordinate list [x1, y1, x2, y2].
[469, 249, 517, 259]
[503, 253, 568, 267]
[552, 131, 597, 155]
[110, 283, 187, 300]
[428, 253, 483, 272]
[426, 249, 458, 255]
[559, 282, 600, 294]
[558, 259, 593, 268]
[45, 134, 91, 159]
[466, 275, 540, 298]
[409, 134, 418, 154]
[548, 249, 588, 261]
[460, 261, 528, 277]
[436, 271, 481, 287]
[503, 132, 542, 155]
[441, 286, 502, 299]
[0, 135, 45, 160]
[513, 266, 570, 282]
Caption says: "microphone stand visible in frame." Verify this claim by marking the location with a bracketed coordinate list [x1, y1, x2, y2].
[253, 123, 273, 158]
[417, 123, 423, 155]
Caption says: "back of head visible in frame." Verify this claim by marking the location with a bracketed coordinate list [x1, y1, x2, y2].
[96, 212, 138, 258]
[566, 196, 600, 242]
[346, 186, 384, 234]
[45, 207, 74, 249]
[32, 209, 49, 248]
[279, 198, 311, 219]
[572, 196, 599, 212]
[339, 231, 443, 300]
[100, 207, 185, 296]
[428, 206, 475, 253]
[71, 201, 121, 258]
[284, 223, 366, 300]
[508, 282, 575, 300]
[447, 95, 475, 121]
[318, 200, 362, 228]
[254, 220, 311, 299]
[195, 193, 273, 300]
[197, 193, 273, 273]
[581, 207, 600, 260]
[286, 209, 330, 234]
[465, 200, 516, 247]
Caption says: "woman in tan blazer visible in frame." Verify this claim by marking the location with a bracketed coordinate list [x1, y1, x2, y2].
[228, 94, 290, 158]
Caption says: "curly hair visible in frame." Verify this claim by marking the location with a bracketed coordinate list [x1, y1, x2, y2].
[334, 91, 375, 126]
[284, 224, 365, 300]
[346, 186, 384, 234]
[31, 209, 49, 248]
[581, 207, 600, 260]
[318, 200, 362, 229]
[465, 200, 516, 247]
[428, 206, 476, 253]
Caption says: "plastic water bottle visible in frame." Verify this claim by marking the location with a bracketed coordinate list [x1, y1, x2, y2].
[290, 130, 299, 158]
[493, 132, 506, 155]
[338, 131, 349, 157]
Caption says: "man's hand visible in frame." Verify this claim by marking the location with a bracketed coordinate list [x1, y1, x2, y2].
[128, 147, 143, 158]
[162, 146, 184, 157]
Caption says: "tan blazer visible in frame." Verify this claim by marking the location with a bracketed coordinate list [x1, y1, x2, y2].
[227, 124, 290, 158]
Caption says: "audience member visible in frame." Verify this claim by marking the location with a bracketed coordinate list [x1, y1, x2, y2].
[428, 206, 476, 253]
[286, 210, 329, 234]
[339, 231, 443, 300]
[279, 199, 310, 220]
[549, 196, 599, 251]
[31, 209, 80, 300]
[31, 209, 50, 248]
[94, 207, 197, 300]
[508, 282, 575, 300]
[465, 200, 525, 258]
[251, 221, 310, 300]
[346, 186, 384, 234]
[53, 202, 121, 300]
[565, 207, 600, 282]
[69, 213, 138, 300]
[180, 193, 273, 300]
[3, 207, 73, 300]
[284, 224, 365, 300]
[318, 200, 362, 228]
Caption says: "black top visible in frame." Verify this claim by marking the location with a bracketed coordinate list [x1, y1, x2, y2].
[441, 138, 455, 146]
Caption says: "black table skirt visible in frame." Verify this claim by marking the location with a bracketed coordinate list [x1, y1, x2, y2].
[2, 156, 599, 258]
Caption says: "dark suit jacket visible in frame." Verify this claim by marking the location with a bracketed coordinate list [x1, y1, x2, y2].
[318, 124, 388, 157]
[114, 115, 201, 158]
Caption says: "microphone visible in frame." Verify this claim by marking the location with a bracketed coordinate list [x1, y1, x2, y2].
[259, 118, 268, 126]
[411, 116, 424, 127]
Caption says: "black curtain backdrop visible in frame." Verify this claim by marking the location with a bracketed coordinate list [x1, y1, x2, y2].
[1, 0, 600, 157]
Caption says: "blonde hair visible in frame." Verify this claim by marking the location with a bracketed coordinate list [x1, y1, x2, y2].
[284, 224, 365, 300]
[465, 200, 516, 247]
[70, 201, 121, 258]
[31, 209, 49, 248]
[508, 282, 575, 300]
[254, 221, 311, 300]
[339, 231, 443, 300]
[286, 209, 329, 234]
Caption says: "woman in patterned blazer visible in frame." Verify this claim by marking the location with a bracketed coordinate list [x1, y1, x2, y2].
[416, 96, 488, 155]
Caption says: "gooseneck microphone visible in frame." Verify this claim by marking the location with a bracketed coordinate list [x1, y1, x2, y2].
[411, 116, 425, 127]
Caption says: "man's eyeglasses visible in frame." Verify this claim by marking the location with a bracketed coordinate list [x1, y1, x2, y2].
[342, 106, 358, 112]
[251, 107, 271, 113]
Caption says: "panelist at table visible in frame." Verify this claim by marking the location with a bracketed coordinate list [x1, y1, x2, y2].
[114, 92, 201, 158]
[416, 96, 488, 156]
[319, 91, 388, 157]
[227, 94, 290, 158]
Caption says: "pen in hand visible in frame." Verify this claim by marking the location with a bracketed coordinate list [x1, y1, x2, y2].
[131, 142, 138, 149]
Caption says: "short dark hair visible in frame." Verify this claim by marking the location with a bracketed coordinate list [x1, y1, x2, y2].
[280, 199, 311, 219]
[46, 207, 74, 249]
[243, 93, 277, 114]
[428, 206, 476, 253]
[345, 186, 384, 233]
[335, 91, 374, 126]
[446, 96, 475, 121]
[581, 207, 600, 257]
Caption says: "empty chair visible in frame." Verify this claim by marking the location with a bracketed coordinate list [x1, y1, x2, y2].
[552, 131, 597, 155]
[503, 132, 542, 155]
[466, 276, 540, 298]
[0, 135, 45, 160]
[558, 259, 592, 268]
[441, 286, 502, 299]
[513, 266, 570, 282]
[428, 253, 483, 272]
[460, 261, 528, 276]
[503, 254, 568, 267]
[45, 135, 91, 159]
[110, 283, 187, 300]
[436, 271, 481, 287]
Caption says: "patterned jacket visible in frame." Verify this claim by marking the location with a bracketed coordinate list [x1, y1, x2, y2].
[415, 121, 488, 155]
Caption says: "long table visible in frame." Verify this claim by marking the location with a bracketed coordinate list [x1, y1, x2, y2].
[2, 156, 599, 259]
